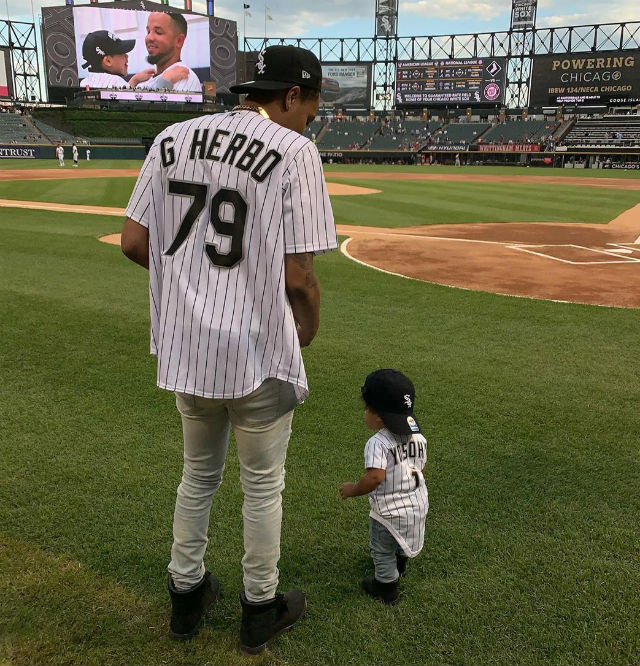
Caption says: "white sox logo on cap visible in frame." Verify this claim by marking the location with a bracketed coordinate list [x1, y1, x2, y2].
[302, 70, 311, 79]
[257, 51, 266, 74]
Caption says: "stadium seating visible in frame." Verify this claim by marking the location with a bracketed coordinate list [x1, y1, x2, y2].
[317, 120, 378, 149]
[0, 113, 49, 144]
[481, 119, 559, 145]
[368, 119, 441, 150]
[30, 118, 78, 144]
[561, 115, 640, 148]
[429, 122, 491, 145]
[304, 120, 325, 143]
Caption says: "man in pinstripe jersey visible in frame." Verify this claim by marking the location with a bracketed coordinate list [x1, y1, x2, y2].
[121, 46, 337, 651]
[339, 369, 429, 605]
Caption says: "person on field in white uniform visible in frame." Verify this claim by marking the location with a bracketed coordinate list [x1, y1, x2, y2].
[56, 144, 64, 167]
[121, 46, 337, 652]
[134, 12, 201, 92]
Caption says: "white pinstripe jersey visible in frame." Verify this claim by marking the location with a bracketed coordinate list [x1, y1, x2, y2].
[80, 72, 129, 89]
[125, 110, 337, 401]
[365, 428, 429, 557]
[137, 62, 201, 92]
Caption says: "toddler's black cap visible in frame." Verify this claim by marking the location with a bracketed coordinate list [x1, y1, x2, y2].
[361, 369, 421, 436]
[82, 30, 135, 70]
[230, 45, 322, 94]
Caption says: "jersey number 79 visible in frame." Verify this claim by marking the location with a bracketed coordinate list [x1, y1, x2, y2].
[165, 179, 248, 269]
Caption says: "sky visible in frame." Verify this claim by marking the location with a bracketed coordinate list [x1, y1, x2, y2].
[4, 0, 640, 40]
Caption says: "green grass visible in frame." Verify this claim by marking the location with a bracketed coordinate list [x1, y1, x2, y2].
[324, 163, 640, 178]
[0, 177, 136, 208]
[1, 197, 640, 664]
[0, 172, 638, 227]
[328, 179, 640, 226]
[0, 159, 144, 170]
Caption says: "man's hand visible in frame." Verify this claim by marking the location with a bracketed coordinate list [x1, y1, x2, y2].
[128, 68, 156, 87]
[162, 66, 190, 84]
[339, 482, 357, 500]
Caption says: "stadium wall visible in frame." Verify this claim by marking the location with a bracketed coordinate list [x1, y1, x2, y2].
[0, 144, 145, 159]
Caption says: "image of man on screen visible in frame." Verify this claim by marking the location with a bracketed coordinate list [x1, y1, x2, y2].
[134, 12, 202, 92]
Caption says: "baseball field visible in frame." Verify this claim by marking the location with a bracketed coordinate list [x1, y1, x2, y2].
[1, 159, 640, 665]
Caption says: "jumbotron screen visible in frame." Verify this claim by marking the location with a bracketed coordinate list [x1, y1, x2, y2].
[395, 57, 507, 106]
[42, 1, 237, 103]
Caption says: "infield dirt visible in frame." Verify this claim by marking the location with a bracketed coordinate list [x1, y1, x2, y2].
[3, 168, 640, 308]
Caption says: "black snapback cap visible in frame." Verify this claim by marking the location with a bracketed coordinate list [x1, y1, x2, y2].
[361, 369, 421, 436]
[230, 45, 322, 94]
[82, 30, 136, 70]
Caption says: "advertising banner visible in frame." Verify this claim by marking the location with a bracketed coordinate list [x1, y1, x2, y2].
[478, 143, 541, 152]
[99, 89, 203, 102]
[0, 48, 12, 98]
[530, 51, 640, 105]
[0, 145, 40, 158]
[321, 63, 371, 107]
[424, 144, 469, 152]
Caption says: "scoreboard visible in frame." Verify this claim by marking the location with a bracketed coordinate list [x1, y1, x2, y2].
[395, 57, 507, 106]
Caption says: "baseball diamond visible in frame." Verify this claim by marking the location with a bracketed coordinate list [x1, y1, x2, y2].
[3, 0, 640, 659]
[1, 167, 639, 307]
[2, 156, 640, 665]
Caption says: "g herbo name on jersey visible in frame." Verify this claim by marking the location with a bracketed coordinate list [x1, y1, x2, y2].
[160, 129, 282, 184]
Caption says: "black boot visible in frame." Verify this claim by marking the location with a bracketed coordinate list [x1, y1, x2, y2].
[168, 571, 221, 641]
[360, 577, 400, 605]
[239, 589, 306, 655]
[397, 554, 409, 578]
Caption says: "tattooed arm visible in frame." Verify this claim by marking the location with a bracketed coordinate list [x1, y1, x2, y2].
[284, 252, 320, 347]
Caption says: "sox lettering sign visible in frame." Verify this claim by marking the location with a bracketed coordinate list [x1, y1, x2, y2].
[511, 0, 537, 31]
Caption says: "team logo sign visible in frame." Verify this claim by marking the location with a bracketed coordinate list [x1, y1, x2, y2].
[257, 51, 266, 75]
[404, 394, 412, 408]
[486, 60, 502, 77]
[484, 82, 501, 101]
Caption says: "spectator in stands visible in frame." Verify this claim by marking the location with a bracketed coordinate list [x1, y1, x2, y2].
[134, 12, 201, 92]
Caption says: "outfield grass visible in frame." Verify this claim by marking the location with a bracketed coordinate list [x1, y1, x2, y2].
[0, 159, 144, 170]
[327, 179, 640, 226]
[324, 163, 640, 179]
[2, 159, 640, 180]
[1, 197, 640, 665]
[0, 172, 638, 227]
